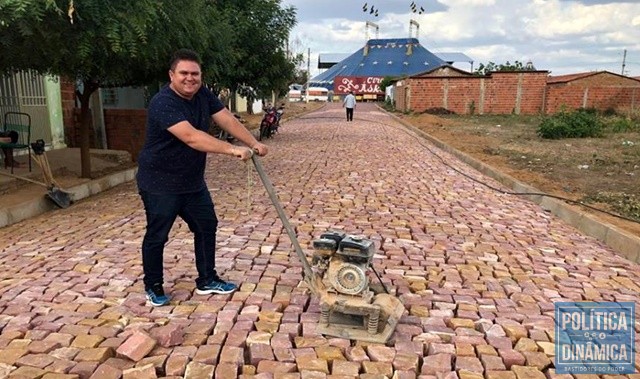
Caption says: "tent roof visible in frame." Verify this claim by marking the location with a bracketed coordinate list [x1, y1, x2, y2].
[434, 52, 474, 64]
[310, 38, 446, 90]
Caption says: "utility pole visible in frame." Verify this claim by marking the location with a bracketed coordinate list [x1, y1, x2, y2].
[306, 47, 310, 103]
[621, 49, 627, 76]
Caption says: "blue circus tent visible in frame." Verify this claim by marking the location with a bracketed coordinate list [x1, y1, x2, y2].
[309, 37, 446, 92]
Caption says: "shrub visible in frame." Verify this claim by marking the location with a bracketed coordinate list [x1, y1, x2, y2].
[607, 117, 639, 133]
[537, 108, 605, 139]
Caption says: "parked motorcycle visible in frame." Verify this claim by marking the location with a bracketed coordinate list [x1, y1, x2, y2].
[259, 106, 278, 141]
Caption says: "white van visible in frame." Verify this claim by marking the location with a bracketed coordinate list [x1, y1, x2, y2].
[304, 87, 329, 102]
[288, 84, 303, 102]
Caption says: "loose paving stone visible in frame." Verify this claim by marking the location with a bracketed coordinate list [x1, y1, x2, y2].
[1, 104, 639, 378]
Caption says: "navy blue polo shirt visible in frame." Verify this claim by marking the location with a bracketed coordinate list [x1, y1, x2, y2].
[136, 85, 225, 194]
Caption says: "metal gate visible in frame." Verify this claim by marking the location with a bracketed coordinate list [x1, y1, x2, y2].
[0, 71, 51, 144]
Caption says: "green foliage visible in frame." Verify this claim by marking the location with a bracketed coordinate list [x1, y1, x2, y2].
[537, 108, 605, 139]
[583, 192, 640, 222]
[0, 0, 299, 177]
[382, 96, 395, 111]
[379, 76, 397, 92]
[473, 60, 534, 76]
[605, 116, 640, 133]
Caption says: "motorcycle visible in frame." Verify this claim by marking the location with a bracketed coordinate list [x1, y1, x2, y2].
[259, 106, 278, 141]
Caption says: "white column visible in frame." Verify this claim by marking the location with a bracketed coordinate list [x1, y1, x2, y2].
[44, 76, 67, 149]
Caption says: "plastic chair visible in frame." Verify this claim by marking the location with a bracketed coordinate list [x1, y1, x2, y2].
[1, 112, 32, 173]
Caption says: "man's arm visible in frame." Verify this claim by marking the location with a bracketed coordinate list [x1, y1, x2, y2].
[167, 121, 251, 159]
[213, 108, 267, 156]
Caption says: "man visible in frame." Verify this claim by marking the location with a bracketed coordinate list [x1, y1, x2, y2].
[136, 49, 268, 306]
[343, 91, 356, 121]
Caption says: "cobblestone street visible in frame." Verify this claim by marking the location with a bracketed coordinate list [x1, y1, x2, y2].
[0, 103, 638, 379]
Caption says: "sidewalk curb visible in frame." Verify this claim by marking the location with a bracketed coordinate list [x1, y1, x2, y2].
[0, 167, 137, 229]
[387, 110, 640, 262]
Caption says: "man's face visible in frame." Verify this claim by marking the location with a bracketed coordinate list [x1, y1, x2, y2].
[169, 60, 202, 99]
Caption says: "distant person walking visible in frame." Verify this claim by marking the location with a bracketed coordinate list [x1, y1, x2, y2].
[343, 91, 356, 121]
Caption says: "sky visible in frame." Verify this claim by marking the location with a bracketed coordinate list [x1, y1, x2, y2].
[281, 0, 640, 78]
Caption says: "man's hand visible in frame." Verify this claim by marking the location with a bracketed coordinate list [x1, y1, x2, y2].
[231, 146, 254, 161]
[251, 142, 268, 156]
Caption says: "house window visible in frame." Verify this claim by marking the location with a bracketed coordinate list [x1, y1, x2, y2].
[102, 88, 118, 106]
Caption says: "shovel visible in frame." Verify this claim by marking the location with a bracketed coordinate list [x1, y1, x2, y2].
[0, 140, 72, 208]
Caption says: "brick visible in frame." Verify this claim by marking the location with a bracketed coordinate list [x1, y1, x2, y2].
[366, 345, 395, 362]
[256, 360, 297, 374]
[89, 363, 122, 379]
[421, 354, 452, 375]
[296, 356, 329, 374]
[184, 362, 215, 379]
[123, 363, 157, 379]
[165, 354, 189, 376]
[331, 360, 360, 376]
[361, 361, 393, 377]
[486, 371, 517, 379]
[71, 335, 105, 348]
[511, 365, 546, 379]
[15, 353, 55, 368]
[249, 343, 275, 366]
[116, 330, 156, 362]
[193, 344, 221, 365]
[215, 362, 239, 379]
[74, 347, 114, 363]
[149, 324, 183, 348]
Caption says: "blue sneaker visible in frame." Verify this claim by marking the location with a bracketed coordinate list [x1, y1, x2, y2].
[146, 283, 170, 306]
[196, 276, 238, 295]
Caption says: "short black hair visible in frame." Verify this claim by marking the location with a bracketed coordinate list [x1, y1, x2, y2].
[169, 49, 202, 71]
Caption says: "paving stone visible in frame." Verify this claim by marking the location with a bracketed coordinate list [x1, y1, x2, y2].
[184, 361, 215, 379]
[421, 354, 452, 375]
[123, 363, 157, 379]
[193, 344, 221, 365]
[116, 330, 156, 362]
[511, 365, 546, 379]
[256, 360, 297, 374]
[249, 343, 275, 366]
[89, 363, 122, 379]
[165, 354, 189, 377]
[2, 105, 639, 379]
[366, 345, 396, 362]
[149, 324, 183, 348]
[73, 347, 114, 363]
[296, 356, 329, 374]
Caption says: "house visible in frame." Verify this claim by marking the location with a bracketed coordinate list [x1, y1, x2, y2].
[0, 72, 66, 149]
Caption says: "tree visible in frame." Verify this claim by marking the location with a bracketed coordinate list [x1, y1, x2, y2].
[473, 60, 534, 76]
[0, 0, 220, 178]
[215, 0, 298, 109]
[0, 0, 299, 177]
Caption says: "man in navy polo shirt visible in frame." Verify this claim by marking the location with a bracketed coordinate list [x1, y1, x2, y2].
[137, 49, 268, 306]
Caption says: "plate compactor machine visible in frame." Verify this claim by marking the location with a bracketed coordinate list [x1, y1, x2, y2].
[251, 154, 405, 343]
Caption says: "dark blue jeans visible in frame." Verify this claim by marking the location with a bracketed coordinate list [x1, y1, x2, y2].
[140, 188, 218, 290]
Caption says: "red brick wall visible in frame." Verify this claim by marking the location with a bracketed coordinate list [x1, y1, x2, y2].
[545, 73, 640, 113]
[104, 109, 147, 161]
[405, 71, 638, 115]
[407, 71, 548, 115]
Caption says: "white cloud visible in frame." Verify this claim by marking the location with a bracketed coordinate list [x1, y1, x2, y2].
[284, 0, 640, 77]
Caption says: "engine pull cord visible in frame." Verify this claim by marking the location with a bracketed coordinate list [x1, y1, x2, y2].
[369, 263, 390, 294]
